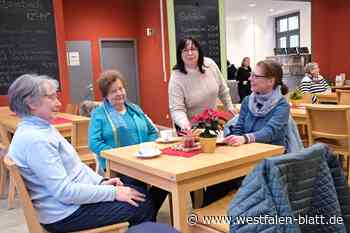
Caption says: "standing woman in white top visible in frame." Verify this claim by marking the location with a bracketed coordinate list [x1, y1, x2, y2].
[298, 62, 331, 103]
[168, 37, 237, 132]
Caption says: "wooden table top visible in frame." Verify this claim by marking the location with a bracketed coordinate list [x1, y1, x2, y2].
[102, 142, 284, 182]
[0, 107, 89, 134]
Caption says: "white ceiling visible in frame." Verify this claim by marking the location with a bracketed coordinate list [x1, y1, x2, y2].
[225, 0, 311, 21]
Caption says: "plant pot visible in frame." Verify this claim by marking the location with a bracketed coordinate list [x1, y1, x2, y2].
[199, 136, 217, 153]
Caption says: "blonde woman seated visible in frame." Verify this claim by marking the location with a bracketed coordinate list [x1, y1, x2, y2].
[298, 62, 331, 103]
[200, 60, 291, 207]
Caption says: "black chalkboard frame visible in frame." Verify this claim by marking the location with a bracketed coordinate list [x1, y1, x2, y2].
[167, 0, 228, 79]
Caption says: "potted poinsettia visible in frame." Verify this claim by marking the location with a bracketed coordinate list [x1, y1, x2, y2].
[191, 109, 225, 153]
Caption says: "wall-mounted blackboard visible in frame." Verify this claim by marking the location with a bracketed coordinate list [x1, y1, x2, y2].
[174, 0, 221, 69]
[0, 0, 60, 95]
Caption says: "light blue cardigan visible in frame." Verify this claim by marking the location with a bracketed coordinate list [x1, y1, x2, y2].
[88, 102, 158, 170]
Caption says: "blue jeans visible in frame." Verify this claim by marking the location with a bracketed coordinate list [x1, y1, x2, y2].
[42, 185, 156, 233]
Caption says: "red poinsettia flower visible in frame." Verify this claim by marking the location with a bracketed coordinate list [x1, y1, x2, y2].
[191, 108, 227, 138]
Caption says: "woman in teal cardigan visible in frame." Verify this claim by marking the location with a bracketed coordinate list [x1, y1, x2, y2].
[88, 69, 166, 211]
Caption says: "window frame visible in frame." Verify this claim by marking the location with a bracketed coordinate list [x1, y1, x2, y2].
[275, 12, 300, 48]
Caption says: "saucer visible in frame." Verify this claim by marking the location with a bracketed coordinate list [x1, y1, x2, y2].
[135, 149, 162, 158]
[156, 137, 180, 144]
[216, 137, 225, 144]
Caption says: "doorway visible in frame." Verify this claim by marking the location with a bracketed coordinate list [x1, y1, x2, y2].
[100, 39, 140, 104]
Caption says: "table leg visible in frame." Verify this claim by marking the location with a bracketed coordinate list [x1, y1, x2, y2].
[171, 186, 189, 233]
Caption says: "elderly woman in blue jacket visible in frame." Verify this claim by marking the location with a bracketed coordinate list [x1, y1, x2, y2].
[201, 60, 290, 207]
[88, 69, 167, 212]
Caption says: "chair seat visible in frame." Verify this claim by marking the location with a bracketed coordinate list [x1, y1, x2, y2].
[315, 138, 349, 155]
[190, 191, 236, 233]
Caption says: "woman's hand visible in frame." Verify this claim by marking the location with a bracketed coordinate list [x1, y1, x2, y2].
[223, 135, 245, 146]
[115, 186, 146, 207]
[101, 177, 124, 186]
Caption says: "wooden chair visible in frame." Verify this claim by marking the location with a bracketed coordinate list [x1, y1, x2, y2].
[71, 118, 96, 170]
[66, 104, 79, 115]
[3, 156, 129, 233]
[189, 191, 236, 233]
[336, 89, 350, 105]
[305, 104, 350, 183]
[0, 124, 16, 209]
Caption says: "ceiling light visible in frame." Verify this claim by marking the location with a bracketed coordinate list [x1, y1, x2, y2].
[248, 3, 256, 7]
[269, 8, 275, 12]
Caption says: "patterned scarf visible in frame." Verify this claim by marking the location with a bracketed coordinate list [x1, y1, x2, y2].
[248, 86, 283, 117]
[102, 98, 127, 129]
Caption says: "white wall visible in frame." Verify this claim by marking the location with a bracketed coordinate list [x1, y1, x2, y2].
[225, 2, 311, 68]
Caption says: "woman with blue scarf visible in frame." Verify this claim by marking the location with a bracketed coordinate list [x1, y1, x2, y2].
[89, 70, 167, 213]
[200, 60, 290, 207]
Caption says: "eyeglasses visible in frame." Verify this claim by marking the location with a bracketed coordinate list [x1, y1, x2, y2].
[182, 48, 198, 54]
[250, 73, 266, 79]
[44, 93, 58, 100]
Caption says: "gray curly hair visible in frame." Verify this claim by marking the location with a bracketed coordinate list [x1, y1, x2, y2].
[8, 74, 59, 117]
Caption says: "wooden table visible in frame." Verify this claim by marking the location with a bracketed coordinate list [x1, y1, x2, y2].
[0, 107, 89, 137]
[102, 142, 284, 233]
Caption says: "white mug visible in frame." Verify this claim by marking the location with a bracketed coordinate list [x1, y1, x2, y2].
[139, 142, 157, 155]
[160, 129, 174, 141]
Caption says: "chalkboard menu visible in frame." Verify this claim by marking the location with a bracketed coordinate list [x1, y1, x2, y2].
[174, 0, 221, 69]
[0, 0, 60, 95]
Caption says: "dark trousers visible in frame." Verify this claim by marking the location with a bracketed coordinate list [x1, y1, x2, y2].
[43, 185, 156, 233]
[119, 174, 168, 212]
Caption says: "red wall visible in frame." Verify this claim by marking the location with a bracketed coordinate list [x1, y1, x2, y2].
[312, 0, 350, 80]
[63, 0, 171, 126]
[137, 0, 171, 126]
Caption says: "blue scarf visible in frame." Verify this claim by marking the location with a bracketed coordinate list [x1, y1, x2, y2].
[102, 98, 127, 129]
[248, 86, 283, 117]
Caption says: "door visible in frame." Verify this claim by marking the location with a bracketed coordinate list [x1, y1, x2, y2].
[100, 39, 140, 104]
[66, 41, 94, 103]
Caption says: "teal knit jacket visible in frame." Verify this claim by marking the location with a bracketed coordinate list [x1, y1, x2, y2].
[88, 102, 158, 170]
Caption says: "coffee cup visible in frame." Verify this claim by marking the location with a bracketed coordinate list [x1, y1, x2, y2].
[139, 143, 157, 155]
[160, 129, 174, 141]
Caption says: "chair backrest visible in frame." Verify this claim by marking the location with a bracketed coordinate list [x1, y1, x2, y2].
[65, 104, 79, 115]
[0, 124, 10, 147]
[3, 156, 44, 233]
[305, 104, 350, 145]
[299, 93, 313, 104]
[336, 90, 350, 105]
[71, 118, 90, 154]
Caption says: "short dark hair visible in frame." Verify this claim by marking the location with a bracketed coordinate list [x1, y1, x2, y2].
[173, 37, 206, 74]
[256, 60, 289, 95]
[97, 70, 126, 98]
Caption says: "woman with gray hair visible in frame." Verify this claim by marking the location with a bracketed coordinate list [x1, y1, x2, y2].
[7, 74, 156, 233]
[298, 62, 331, 103]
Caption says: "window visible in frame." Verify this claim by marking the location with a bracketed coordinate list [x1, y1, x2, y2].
[275, 12, 300, 48]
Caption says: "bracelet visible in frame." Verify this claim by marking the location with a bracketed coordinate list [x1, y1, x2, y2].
[243, 134, 249, 144]
[99, 177, 110, 185]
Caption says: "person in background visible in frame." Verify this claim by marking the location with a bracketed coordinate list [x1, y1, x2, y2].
[168, 37, 237, 133]
[8, 74, 156, 233]
[79, 100, 100, 117]
[236, 57, 252, 102]
[227, 60, 237, 80]
[298, 62, 331, 103]
[88, 70, 167, 212]
[200, 60, 290, 208]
